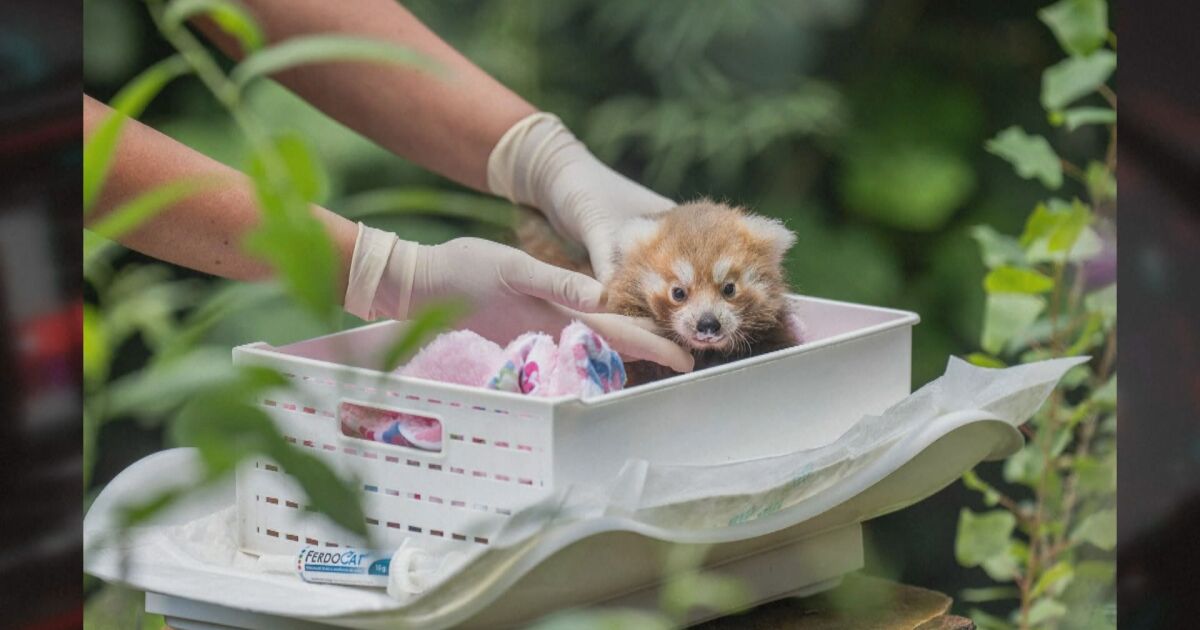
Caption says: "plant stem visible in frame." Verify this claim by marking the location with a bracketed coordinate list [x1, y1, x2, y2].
[1061, 159, 1087, 184]
[1098, 85, 1117, 110]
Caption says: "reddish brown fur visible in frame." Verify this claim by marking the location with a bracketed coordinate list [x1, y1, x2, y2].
[604, 201, 798, 383]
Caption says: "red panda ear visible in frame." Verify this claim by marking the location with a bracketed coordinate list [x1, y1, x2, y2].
[615, 216, 661, 260]
[743, 215, 797, 260]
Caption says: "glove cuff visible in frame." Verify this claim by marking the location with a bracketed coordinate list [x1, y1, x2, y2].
[344, 223, 419, 321]
[487, 111, 585, 210]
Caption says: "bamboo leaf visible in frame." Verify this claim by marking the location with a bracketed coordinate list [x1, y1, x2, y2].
[84, 55, 192, 213]
[87, 177, 216, 241]
[340, 187, 519, 228]
[163, 0, 264, 53]
[381, 300, 469, 371]
[230, 35, 434, 87]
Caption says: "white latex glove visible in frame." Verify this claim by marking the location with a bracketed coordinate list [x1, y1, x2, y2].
[344, 224, 693, 373]
[487, 112, 674, 282]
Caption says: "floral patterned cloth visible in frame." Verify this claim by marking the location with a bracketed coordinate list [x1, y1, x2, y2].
[340, 322, 626, 451]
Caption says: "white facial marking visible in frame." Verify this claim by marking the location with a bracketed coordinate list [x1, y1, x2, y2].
[640, 270, 666, 292]
[712, 258, 733, 282]
[672, 259, 694, 285]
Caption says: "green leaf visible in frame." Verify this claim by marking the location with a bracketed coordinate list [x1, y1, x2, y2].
[1032, 561, 1076, 599]
[1091, 374, 1117, 410]
[382, 300, 469, 370]
[340, 187, 519, 229]
[230, 34, 434, 87]
[163, 0, 264, 53]
[985, 126, 1062, 189]
[1071, 508, 1117, 550]
[1085, 284, 1117, 327]
[981, 293, 1045, 355]
[87, 178, 214, 240]
[83, 230, 121, 283]
[1003, 444, 1045, 487]
[83, 304, 110, 387]
[966, 353, 1006, 369]
[119, 487, 188, 528]
[271, 445, 368, 538]
[155, 282, 283, 363]
[1074, 454, 1116, 495]
[107, 353, 285, 419]
[84, 55, 192, 213]
[1061, 107, 1116, 131]
[662, 570, 752, 621]
[1021, 199, 1101, 263]
[243, 137, 339, 326]
[984, 266, 1055, 294]
[960, 586, 1020, 603]
[273, 133, 329, 204]
[1041, 51, 1117, 111]
[955, 509, 1016, 567]
[1085, 161, 1117, 203]
[962, 469, 1001, 506]
[1038, 0, 1109, 56]
[968, 607, 1016, 630]
[981, 543, 1023, 581]
[1027, 598, 1068, 625]
[970, 225, 1025, 270]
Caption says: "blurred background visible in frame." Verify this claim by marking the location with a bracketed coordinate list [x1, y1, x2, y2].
[0, 1, 82, 628]
[0, 0, 1179, 627]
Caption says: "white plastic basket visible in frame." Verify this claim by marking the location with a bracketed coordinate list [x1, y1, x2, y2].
[234, 295, 919, 558]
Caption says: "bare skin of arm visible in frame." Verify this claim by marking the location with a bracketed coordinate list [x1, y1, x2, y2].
[83, 94, 359, 295]
[194, 0, 537, 192]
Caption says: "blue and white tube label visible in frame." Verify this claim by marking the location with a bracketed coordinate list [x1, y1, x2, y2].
[296, 547, 390, 587]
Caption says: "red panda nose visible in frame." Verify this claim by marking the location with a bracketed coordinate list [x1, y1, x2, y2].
[697, 314, 721, 335]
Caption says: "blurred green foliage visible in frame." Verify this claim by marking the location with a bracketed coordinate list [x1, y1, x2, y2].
[954, 0, 1116, 627]
[84, 0, 1115, 626]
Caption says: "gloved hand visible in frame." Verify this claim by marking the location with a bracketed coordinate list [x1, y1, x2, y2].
[487, 112, 674, 282]
[344, 224, 693, 373]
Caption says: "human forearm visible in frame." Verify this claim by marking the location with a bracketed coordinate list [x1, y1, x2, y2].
[195, 0, 536, 192]
[83, 94, 358, 295]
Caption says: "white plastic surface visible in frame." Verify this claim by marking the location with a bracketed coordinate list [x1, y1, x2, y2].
[83, 354, 1084, 629]
[232, 295, 919, 558]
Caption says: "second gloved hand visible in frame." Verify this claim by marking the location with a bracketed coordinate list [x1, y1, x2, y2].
[487, 112, 674, 282]
[344, 224, 693, 373]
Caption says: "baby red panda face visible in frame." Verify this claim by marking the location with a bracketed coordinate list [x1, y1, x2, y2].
[641, 256, 760, 351]
[606, 202, 796, 356]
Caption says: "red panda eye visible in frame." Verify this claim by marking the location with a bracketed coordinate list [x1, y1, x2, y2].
[671, 287, 687, 301]
[722, 282, 736, 297]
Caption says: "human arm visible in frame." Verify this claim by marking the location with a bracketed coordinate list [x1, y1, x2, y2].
[83, 93, 359, 293]
[195, 0, 674, 281]
[83, 94, 691, 370]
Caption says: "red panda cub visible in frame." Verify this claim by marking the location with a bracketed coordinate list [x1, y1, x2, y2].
[605, 201, 802, 385]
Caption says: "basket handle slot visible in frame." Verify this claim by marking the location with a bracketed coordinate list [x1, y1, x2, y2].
[338, 401, 443, 453]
